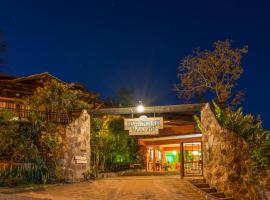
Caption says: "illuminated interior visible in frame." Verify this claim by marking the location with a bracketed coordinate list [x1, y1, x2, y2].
[145, 142, 202, 175]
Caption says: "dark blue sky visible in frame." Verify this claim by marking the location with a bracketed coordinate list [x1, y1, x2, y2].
[1, 0, 270, 127]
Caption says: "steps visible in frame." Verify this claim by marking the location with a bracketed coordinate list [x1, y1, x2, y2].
[201, 188, 217, 193]
[189, 179, 234, 200]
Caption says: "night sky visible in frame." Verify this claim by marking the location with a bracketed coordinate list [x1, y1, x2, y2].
[1, 1, 270, 128]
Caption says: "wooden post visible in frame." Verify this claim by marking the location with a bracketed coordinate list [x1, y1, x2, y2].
[153, 145, 156, 171]
[161, 148, 165, 171]
[180, 142, 184, 179]
[201, 141, 203, 176]
[146, 146, 149, 171]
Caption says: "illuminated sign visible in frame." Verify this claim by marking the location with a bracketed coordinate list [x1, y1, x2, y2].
[124, 116, 163, 135]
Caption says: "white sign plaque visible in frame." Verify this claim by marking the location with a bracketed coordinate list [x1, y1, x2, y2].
[75, 156, 87, 164]
[124, 116, 163, 136]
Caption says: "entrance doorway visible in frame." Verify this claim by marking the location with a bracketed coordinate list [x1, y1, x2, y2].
[145, 142, 202, 176]
[183, 142, 202, 176]
[146, 144, 181, 172]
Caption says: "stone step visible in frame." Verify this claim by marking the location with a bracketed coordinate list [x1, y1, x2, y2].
[209, 192, 226, 198]
[193, 183, 210, 188]
[201, 187, 217, 193]
[190, 179, 206, 184]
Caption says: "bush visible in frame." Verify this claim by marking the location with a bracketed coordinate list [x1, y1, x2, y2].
[0, 162, 49, 186]
[91, 116, 144, 173]
[210, 102, 270, 172]
[82, 169, 95, 180]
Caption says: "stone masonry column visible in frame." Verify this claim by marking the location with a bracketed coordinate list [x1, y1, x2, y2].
[201, 103, 268, 200]
[58, 110, 91, 182]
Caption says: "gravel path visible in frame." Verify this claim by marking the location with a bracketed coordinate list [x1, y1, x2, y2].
[2, 176, 204, 200]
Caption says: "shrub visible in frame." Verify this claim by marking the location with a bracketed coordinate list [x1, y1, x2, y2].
[91, 116, 144, 173]
[210, 102, 270, 172]
[0, 162, 48, 186]
[82, 169, 96, 180]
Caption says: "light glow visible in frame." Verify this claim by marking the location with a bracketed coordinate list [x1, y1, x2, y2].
[136, 104, 144, 113]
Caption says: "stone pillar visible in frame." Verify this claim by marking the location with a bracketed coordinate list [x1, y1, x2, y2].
[201, 103, 269, 200]
[58, 110, 91, 182]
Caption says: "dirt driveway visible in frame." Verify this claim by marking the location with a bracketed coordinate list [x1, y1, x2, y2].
[3, 176, 204, 200]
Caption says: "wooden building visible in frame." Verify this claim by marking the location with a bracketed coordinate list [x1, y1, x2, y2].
[0, 72, 99, 123]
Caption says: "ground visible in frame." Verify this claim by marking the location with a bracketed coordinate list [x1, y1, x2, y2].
[0, 176, 204, 200]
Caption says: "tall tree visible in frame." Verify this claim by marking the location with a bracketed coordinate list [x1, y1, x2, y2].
[175, 40, 248, 106]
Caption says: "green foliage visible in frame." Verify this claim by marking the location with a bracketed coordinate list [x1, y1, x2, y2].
[23, 80, 90, 180]
[211, 101, 270, 172]
[0, 109, 16, 122]
[0, 110, 49, 185]
[91, 116, 143, 172]
[0, 80, 91, 185]
[193, 115, 202, 131]
[25, 80, 89, 114]
[82, 169, 95, 180]
[0, 111, 40, 163]
[0, 162, 48, 186]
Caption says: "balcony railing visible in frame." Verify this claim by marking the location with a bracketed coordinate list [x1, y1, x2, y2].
[0, 107, 82, 124]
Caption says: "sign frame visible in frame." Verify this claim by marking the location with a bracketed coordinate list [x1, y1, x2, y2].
[124, 115, 163, 136]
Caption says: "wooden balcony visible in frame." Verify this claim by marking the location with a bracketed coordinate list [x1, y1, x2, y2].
[0, 106, 81, 124]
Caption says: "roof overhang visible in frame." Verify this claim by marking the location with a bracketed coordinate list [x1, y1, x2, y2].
[89, 103, 205, 115]
[138, 133, 202, 145]
[140, 133, 202, 142]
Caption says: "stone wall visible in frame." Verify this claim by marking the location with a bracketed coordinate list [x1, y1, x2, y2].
[201, 103, 269, 200]
[56, 110, 90, 182]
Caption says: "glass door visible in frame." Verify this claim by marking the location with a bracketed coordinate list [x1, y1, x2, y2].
[183, 142, 202, 176]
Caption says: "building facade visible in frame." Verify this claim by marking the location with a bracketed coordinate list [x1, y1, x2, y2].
[0, 72, 98, 123]
[91, 103, 205, 177]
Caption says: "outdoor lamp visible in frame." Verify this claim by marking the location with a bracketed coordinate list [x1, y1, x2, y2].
[136, 101, 144, 113]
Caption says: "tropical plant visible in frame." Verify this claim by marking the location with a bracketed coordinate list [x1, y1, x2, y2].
[193, 115, 202, 132]
[25, 80, 89, 121]
[0, 162, 48, 186]
[23, 80, 90, 177]
[211, 102, 270, 172]
[0, 79, 91, 185]
[82, 169, 95, 180]
[91, 116, 143, 173]
[0, 110, 40, 163]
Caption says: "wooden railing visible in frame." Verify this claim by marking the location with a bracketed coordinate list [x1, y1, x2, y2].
[0, 107, 82, 124]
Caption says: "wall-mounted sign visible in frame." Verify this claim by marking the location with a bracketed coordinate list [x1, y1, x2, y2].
[75, 156, 87, 164]
[124, 116, 163, 136]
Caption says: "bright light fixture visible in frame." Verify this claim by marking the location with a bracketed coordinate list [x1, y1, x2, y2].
[172, 150, 177, 155]
[192, 151, 199, 155]
[136, 101, 144, 113]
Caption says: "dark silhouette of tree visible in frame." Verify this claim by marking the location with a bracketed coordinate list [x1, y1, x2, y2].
[175, 40, 248, 106]
[0, 29, 7, 66]
[116, 87, 135, 107]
